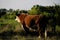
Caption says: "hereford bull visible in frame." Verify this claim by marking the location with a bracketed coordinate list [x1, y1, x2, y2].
[15, 13, 48, 38]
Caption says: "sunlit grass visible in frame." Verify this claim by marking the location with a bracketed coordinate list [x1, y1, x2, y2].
[56, 25, 60, 32]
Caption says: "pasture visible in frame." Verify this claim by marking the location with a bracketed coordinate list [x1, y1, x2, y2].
[0, 14, 60, 40]
[0, 5, 60, 40]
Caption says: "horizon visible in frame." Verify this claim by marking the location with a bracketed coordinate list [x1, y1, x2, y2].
[0, 0, 60, 10]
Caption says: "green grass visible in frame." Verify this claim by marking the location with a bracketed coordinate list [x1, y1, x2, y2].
[56, 25, 60, 32]
[0, 13, 22, 32]
[0, 14, 60, 40]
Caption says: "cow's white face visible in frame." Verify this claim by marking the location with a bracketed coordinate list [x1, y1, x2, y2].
[15, 16, 21, 23]
[15, 16, 25, 30]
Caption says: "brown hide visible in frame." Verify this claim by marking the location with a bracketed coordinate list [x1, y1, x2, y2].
[18, 13, 43, 27]
[16, 13, 47, 37]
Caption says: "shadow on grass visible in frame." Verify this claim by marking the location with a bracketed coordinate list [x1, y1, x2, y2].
[0, 30, 60, 40]
[47, 31, 60, 37]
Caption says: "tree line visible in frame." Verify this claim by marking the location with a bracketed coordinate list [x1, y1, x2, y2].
[0, 4, 60, 26]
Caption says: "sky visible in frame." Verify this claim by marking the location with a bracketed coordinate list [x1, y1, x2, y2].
[0, 0, 60, 10]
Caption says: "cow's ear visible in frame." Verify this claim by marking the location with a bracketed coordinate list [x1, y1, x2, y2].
[16, 13, 20, 17]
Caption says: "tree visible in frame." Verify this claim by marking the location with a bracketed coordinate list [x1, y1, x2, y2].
[0, 9, 7, 17]
[20, 10, 28, 13]
[8, 9, 13, 12]
[28, 5, 41, 15]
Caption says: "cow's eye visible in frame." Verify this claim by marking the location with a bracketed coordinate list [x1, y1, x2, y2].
[15, 16, 17, 21]
[15, 16, 21, 23]
[15, 16, 16, 18]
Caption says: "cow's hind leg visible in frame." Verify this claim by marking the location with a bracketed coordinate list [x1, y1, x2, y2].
[45, 29, 47, 40]
[36, 24, 41, 38]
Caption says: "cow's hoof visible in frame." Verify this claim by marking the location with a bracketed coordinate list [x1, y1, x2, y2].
[38, 36, 41, 38]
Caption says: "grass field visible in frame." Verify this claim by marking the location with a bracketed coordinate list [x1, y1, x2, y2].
[0, 16, 60, 40]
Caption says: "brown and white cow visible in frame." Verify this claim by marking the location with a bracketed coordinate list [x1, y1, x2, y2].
[15, 13, 48, 38]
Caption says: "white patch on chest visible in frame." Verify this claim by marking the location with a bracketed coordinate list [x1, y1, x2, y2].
[15, 16, 25, 30]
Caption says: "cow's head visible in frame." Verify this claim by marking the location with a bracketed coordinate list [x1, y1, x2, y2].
[15, 16, 21, 23]
[15, 13, 27, 23]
